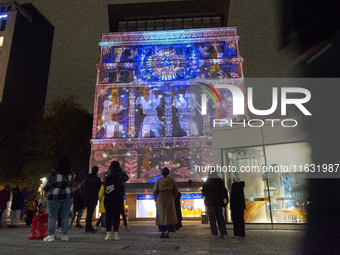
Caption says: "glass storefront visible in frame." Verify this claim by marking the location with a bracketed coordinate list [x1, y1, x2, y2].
[224, 142, 311, 224]
[136, 193, 205, 218]
[180, 193, 205, 217]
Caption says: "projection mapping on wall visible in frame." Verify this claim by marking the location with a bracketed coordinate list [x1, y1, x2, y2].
[91, 27, 245, 183]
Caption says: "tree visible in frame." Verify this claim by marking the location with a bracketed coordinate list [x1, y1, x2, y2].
[0, 103, 23, 184]
[22, 96, 93, 188]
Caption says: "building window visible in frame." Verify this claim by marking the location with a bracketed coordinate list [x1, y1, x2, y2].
[0, 7, 5, 13]
[118, 16, 222, 32]
[0, 36, 3, 47]
[0, 20, 6, 31]
[7, 6, 12, 11]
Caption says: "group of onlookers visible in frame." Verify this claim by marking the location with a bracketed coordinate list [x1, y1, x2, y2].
[202, 171, 246, 239]
[42, 155, 129, 242]
[1, 155, 245, 241]
[0, 184, 41, 228]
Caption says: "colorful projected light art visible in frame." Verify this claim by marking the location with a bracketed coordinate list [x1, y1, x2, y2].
[91, 27, 245, 183]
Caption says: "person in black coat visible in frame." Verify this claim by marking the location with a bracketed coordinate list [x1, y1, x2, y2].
[175, 192, 183, 230]
[82, 166, 102, 233]
[202, 172, 228, 238]
[9, 187, 24, 228]
[230, 179, 246, 238]
[70, 177, 85, 228]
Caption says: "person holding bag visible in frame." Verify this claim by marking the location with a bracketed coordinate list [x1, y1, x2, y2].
[43, 154, 74, 242]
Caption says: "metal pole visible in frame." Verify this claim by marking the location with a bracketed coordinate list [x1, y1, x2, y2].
[261, 126, 274, 229]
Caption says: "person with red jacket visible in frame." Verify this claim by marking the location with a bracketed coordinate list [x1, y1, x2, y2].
[0, 184, 11, 227]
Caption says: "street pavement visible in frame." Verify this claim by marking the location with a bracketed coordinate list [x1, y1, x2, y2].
[0, 221, 305, 255]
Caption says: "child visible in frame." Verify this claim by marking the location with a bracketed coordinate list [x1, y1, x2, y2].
[26, 197, 36, 226]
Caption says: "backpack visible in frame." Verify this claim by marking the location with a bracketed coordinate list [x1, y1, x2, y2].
[104, 174, 124, 198]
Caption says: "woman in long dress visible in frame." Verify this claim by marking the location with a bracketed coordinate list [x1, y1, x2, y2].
[153, 167, 178, 238]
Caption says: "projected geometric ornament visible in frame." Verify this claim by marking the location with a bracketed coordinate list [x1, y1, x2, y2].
[147, 47, 186, 81]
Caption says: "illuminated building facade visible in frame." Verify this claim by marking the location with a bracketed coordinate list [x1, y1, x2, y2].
[90, 27, 245, 219]
[91, 27, 245, 181]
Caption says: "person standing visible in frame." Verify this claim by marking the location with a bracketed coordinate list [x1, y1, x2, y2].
[230, 179, 246, 238]
[104, 161, 129, 241]
[0, 184, 10, 228]
[9, 187, 24, 228]
[175, 191, 183, 230]
[153, 167, 179, 238]
[120, 205, 128, 230]
[82, 166, 102, 233]
[43, 154, 75, 242]
[25, 196, 37, 226]
[202, 171, 228, 238]
[94, 183, 106, 231]
[69, 177, 85, 229]
[120, 182, 128, 230]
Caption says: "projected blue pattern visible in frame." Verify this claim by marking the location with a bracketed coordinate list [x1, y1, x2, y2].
[100, 42, 238, 83]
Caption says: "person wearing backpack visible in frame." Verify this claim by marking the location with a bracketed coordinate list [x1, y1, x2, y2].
[104, 161, 129, 241]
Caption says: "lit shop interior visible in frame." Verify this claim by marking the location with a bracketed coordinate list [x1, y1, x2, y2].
[213, 124, 311, 224]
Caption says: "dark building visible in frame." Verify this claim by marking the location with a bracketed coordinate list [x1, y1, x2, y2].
[0, 1, 54, 132]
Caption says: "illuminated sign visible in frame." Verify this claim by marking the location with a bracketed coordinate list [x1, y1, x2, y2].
[0, 14, 8, 19]
[137, 194, 154, 200]
[181, 193, 204, 200]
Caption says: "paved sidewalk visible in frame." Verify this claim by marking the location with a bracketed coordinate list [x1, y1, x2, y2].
[0, 221, 304, 255]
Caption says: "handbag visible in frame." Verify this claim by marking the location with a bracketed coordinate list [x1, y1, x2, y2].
[28, 213, 49, 239]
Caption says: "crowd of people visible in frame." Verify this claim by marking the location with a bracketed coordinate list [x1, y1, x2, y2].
[0, 154, 246, 242]
[0, 184, 43, 229]
[41, 155, 130, 242]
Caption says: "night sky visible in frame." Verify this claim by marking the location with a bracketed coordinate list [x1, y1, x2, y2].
[13, 0, 174, 114]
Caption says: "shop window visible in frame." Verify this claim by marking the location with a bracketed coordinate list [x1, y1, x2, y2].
[1, 20, 6, 31]
[0, 36, 3, 47]
[224, 142, 311, 224]
[264, 142, 311, 224]
[225, 146, 269, 223]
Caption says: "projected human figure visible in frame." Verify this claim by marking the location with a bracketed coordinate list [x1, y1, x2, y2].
[136, 91, 164, 137]
[101, 100, 124, 138]
[189, 93, 202, 136]
[173, 92, 190, 136]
